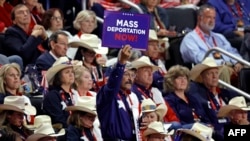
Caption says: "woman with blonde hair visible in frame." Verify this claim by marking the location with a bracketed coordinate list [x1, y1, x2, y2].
[0, 63, 30, 104]
[67, 10, 98, 60]
[72, 66, 96, 97]
[73, 10, 98, 36]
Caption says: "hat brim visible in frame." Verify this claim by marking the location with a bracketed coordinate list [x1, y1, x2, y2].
[141, 104, 167, 121]
[65, 106, 96, 116]
[69, 40, 108, 55]
[93, 46, 109, 55]
[26, 128, 65, 141]
[24, 123, 63, 131]
[131, 62, 159, 72]
[149, 37, 168, 44]
[46, 64, 73, 85]
[190, 64, 222, 82]
[68, 40, 95, 50]
[217, 105, 250, 117]
[155, 104, 167, 121]
[177, 129, 214, 141]
[143, 129, 169, 137]
[0, 104, 36, 115]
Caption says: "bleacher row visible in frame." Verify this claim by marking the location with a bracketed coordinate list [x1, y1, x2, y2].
[0, 0, 249, 116]
[1, 0, 250, 141]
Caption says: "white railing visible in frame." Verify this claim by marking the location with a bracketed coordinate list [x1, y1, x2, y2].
[119, 0, 143, 14]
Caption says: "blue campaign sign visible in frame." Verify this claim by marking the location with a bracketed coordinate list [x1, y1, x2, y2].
[102, 10, 150, 50]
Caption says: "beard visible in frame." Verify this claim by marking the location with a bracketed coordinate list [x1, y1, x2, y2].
[200, 21, 215, 32]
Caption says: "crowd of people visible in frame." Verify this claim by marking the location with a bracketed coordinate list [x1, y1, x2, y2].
[0, 0, 250, 141]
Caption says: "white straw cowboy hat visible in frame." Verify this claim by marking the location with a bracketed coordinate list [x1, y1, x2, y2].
[26, 123, 65, 141]
[65, 96, 96, 115]
[141, 98, 167, 121]
[149, 29, 168, 44]
[69, 34, 108, 54]
[46, 56, 74, 85]
[143, 121, 173, 137]
[131, 56, 159, 72]
[24, 115, 62, 130]
[190, 57, 222, 82]
[177, 123, 214, 141]
[0, 96, 36, 115]
[217, 96, 250, 117]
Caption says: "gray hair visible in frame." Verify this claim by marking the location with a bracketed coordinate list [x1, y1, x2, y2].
[73, 10, 97, 30]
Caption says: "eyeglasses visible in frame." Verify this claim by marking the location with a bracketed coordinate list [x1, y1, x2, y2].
[51, 16, 63, 21]
[124, 72, 136, 79]
[56, 42, 68, 47]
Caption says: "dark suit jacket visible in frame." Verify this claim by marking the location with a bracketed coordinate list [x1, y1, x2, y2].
[4, 25, 44, 67]
[36, 51, 56, 71]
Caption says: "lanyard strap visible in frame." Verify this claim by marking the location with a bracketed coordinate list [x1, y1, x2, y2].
[179, 95, 200, 121]
[137, 87, 153, 99]
[195, 27, 217, 49]
[207, 92, 223, 110]
[117, 92, 133, 110]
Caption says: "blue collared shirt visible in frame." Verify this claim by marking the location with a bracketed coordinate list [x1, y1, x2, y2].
[180, 29, 242, 65]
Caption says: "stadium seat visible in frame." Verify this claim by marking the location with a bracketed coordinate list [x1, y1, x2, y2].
[0, 33, 5, 54]
[29, 94, 44, 115]
[239, 68, 250, 94]
[165, 7, 197, 69]
[165, 7, 197, 33]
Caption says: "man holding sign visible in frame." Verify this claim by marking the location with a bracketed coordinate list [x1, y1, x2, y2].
[97, 45, 140, 141]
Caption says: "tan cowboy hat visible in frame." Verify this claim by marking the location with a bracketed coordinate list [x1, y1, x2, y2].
[190, 57, 222, 82]
[217, 96, 250, 117]
[149, 29, 168, 44]
[131, 56, 159, 72]
[24, 115, 62, 130]
[143, 121, 173, 137]
[141, 98, 167, 121]
[26, 123, 65, 141]
[65, 96, 96, 115]
[46, 56, 74, 85]
[0, 96, 36, 115]
[69, 34, 108, 54]
[177, 123, 214, 141]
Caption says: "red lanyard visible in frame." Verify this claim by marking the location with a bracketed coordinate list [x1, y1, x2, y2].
[228, 2, 243, 18]
[192, 109, 200, 121]
[60, 89, 74, 112]
[207, 93, 223, 110]
[117, 93, 133, 107]
[137, 87, 153, 99]
[77, 31, 82, 38]
[180, 95, 200, 121]
[195, 27, 217, 49]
